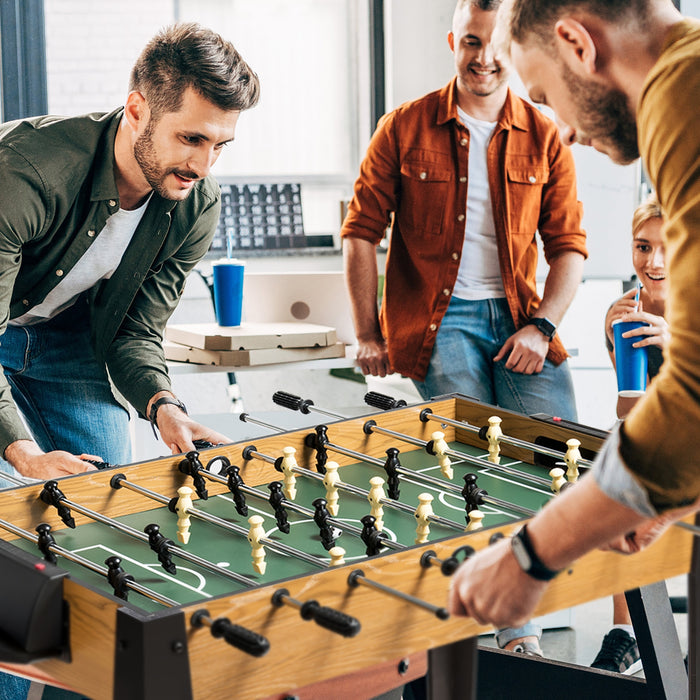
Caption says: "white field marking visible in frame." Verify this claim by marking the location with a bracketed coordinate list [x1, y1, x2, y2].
[73, 543, 211, 597]
[415, 456, 551, 498]
[262, 517, 398, 564]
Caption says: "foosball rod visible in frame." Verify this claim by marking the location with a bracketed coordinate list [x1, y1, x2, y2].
[361, 419, 553, 490]
[363, 391, 594, 468]
[225, 449, 407, 552]
[420, 407, 595, 467]
[233, 448, 465, 533]
[347, 569, 449, 620]
[0, 471, 31, 488]
[307, 425, 535, 519]
[39, 481, 256, 587]
[272, 390, 348, 421]
[0, 518, 177, 607]
[109, 474, 330, 568]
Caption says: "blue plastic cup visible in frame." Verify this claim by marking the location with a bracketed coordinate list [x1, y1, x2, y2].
[212, 259, 245, 327]
[612, 320, 648, 397]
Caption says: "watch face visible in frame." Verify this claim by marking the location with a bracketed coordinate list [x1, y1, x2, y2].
[531, 317, 555, 340]
[511, 534, 531, 571]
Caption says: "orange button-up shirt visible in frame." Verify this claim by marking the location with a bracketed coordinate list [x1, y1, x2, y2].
[341, 79, 587, 381]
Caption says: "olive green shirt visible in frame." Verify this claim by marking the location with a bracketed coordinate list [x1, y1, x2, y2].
[620, 19, 700, 510]
[0, 109, 221, 456]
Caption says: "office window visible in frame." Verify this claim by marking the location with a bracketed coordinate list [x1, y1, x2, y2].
[43, 0, 368, 237]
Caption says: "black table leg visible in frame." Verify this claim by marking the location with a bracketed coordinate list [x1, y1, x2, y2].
[626, 582, 687, 700]
[426, 636, 478, 700]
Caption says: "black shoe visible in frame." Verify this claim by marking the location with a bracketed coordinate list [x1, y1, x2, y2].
[591, 629, 642, 675]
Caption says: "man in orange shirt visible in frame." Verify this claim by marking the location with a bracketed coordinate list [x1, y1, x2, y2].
[341, 0, 586, 420]
[341, 0, 586, 659]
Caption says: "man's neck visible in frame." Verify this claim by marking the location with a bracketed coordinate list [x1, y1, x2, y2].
[113, 117, 153, 211]
[455, 83, 507, 123]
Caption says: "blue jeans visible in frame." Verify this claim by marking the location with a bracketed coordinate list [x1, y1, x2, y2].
[414, 297, 577, 646]
[0, 300, 129, 698]
[0, 298, 131, 483]
[413, 296, 577, 421]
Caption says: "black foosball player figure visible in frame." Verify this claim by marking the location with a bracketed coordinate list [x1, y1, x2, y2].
[360, 514, 388, 556]
[224, 464, 249, 517]
[305, 425, 330, 474]
[267, 481, 290, 534]
[144, 523, 177, 575]
[312, 497, 336, 550]
[382, 448, 402, 500]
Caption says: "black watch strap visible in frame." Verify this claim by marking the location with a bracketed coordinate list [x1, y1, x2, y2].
[149, 397, 188, 437]
[511, 524, 561, 581]
[527, 316, 556, 341]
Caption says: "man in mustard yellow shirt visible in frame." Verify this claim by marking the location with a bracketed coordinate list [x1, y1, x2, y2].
[448, 0, 700, 630]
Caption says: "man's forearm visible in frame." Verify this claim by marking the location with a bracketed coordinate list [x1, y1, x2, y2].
[526, 474, 647, 571]
[343, 237, 382, 342]
[536, 251, 584, 324]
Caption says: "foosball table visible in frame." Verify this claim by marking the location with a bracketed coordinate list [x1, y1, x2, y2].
[0, 394, 695, 699]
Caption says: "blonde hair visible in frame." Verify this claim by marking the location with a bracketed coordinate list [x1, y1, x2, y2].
[632, 193, 663, 237]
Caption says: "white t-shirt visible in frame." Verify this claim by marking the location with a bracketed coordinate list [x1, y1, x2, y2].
[11, 197, 151, 325]
[452, 107, 506, 300]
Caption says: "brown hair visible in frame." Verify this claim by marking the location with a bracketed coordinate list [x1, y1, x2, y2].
[497, 0, 651, 55]
[632, 192, 663, 236]
[129, 22, 260, 118]
[455, 0, 502, 10]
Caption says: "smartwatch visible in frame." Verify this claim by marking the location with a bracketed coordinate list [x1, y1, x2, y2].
[527, 316, 557, 341]
[511, 524, 561, 581]
[148, 396, 188, 437]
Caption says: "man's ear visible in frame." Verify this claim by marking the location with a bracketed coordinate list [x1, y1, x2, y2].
[448, 30, 455, 53]
[554, 18, 598, 75]
[123, 91, 150, 131]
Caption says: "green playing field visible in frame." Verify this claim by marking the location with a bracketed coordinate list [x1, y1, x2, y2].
[10, 441, 555, 613]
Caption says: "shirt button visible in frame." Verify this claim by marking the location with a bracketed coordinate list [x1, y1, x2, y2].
[443, 288, 450, 296]
[109, 199, 117, 207]
[528, 175, 537, 183]
[457, 214, 465, 222]
[459, 176, 467, 183]
[452, 252, 459, 260]
[460, 138, 468, 146]
[429, 323, 437, 331]
[87, 230, 96, 237]
[22, 299, 29, 306]
[56, 269, 64, 277]
[419, 171, 427, 180]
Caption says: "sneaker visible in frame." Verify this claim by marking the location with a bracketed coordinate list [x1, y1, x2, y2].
[510, 640, 544, 657]
[591, 629, 642, 675]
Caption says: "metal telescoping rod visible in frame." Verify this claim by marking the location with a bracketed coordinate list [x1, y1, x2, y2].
[0, 518, 177, 607]
[366, 421, 552, 490]
[232, 449, 464, 532]
[44, 486, 255, 586]
[202, 454, 405, 553]
[321, 428, 534, 518]
[113, 476, 328, 569]
[421, 410, 594, 468]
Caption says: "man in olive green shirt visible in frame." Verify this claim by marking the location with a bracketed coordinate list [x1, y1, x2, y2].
[448, 0, 700, 629]
[0, 23, 259, 485]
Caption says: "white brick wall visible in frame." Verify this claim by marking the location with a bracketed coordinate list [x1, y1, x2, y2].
[44, 0, 176, 115]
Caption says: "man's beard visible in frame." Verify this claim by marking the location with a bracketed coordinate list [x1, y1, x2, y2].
[563, 64, 640, 165]
[133, 119, 198, 200]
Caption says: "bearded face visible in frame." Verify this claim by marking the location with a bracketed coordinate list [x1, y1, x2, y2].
[561, 62, 640, 165]
[133, 117, 201, 201]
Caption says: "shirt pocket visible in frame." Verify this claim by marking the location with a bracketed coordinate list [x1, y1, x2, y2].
[506, 165, 549, 234]
[399, 160, 452, 236]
